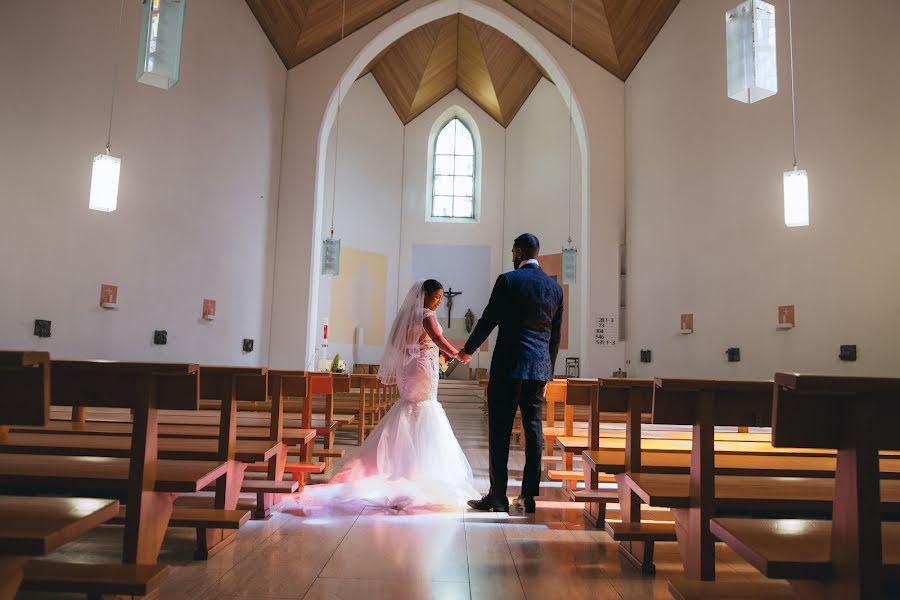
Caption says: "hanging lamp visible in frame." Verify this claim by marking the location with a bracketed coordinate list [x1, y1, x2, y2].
[561, 0, 577, 285]
[322, 0, 347, 276]
[783, 0, 809, 227]
[137, 0, 187, 90]
[725, 0, 777, 103]
[89, 0, 126, 213]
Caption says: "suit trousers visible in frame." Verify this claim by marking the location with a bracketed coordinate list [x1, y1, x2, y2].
[487, 377, 546, 499]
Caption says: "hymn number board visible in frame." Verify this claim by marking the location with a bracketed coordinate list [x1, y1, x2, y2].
[594, 314, 619, 346]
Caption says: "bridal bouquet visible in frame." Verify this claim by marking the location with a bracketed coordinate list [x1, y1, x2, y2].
[439, 352, 451, 374]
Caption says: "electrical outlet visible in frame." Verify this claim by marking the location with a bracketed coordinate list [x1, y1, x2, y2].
[153, 330, 167, 345]
[640, 349, 652, 363]
[34, 320, 51, 338]
[839, 345, 857, 362]
[726, 347, 741, 362]
[242, 338, 254, 353]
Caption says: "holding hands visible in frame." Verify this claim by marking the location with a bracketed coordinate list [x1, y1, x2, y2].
[456, 351, 472, 365]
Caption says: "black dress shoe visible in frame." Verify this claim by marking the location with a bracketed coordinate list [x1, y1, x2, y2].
[467, 495, 509, 512]
[512, 496, 536, 513]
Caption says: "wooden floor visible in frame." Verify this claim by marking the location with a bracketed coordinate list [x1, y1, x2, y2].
[19, 382, 773, 600]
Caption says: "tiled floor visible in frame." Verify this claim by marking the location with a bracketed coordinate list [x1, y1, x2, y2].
[21, 389, 771, 600]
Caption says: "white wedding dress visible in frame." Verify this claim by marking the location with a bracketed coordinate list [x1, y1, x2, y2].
[299, 309, 478, 511]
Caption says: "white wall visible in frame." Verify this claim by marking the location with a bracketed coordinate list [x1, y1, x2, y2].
[270, 0, 625, 375]
[505, 78, 583, 368]
[625, 0, 900, 378]
[313, 75, 583, 374]
[315, 75, 403, 367]
[0, 0, 286, 364]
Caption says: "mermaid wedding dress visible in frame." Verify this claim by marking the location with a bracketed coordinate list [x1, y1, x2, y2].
[299, 300, 478, 511]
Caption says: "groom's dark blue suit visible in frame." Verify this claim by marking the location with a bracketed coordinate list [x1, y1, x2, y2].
[464, 262, 563, 500]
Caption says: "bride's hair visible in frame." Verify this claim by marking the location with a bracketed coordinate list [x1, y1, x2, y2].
[423, 279, 443, 294]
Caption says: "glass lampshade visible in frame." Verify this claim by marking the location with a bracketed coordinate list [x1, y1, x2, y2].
[562, 245, 577, 285]
[322, 237, 341, 276]
[137, 0, 186, 90]
[726, 0, 777, 103]
[89, 153, 121, 212]
[783, 167, 809, 227]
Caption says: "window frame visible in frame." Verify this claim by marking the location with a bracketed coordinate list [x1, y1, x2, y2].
[425, 109, 481, 223]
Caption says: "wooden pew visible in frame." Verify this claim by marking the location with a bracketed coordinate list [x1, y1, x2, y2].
[42, 361, 251, 560]
[255, 369, 327, 483]
[617, 378, 900, 582]
[698, 374, 900, 600]
[0, 353, 202, 597]
[612, 378, 774, 577]
[0, 351, 137, 599]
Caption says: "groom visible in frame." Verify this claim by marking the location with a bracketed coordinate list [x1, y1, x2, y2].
[458, 233, 563, 513]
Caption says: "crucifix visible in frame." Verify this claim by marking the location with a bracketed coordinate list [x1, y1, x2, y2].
[444, 287, 463, 328]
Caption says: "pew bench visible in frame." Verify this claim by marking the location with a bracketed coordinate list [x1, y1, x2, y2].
[0, 495, 129, 600]
[710, 519, 900, 580]
[665, 577, 795, 600]
[0, 432, 280, 463]
[0, 351, 175, 598]
[21, 561, 170, 599]
[668, 374, 900, 600]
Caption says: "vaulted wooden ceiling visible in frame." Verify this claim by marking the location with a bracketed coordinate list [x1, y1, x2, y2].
[359, 15, 545, 126]
[245, 1, 680, 81]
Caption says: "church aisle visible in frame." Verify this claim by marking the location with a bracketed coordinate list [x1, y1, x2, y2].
[18, 383, 767, 600]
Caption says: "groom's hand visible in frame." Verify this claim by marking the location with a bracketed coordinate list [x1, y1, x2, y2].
[457, 351, 472, 365]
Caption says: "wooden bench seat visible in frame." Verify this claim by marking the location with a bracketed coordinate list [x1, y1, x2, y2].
[0, 454, 228, 496]
[110, 505, 251, 530]
[665, 576, 795, 600]
[24, 419, 316, 446]
[605, 521, 678, 542]
[21, 560, 168, 598]
[0, 496, 119, 556]
[572, 436, 839, 456]
[586, 449, 900, 478]
[710, 518, 900, 581]
[0, 432, 280, 463]
[623, 472, 900, 513]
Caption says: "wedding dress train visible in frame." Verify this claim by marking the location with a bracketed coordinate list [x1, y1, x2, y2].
[299, 309, 478, 511]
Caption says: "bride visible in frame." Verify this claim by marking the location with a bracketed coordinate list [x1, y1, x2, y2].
[299, 279, 479, 510]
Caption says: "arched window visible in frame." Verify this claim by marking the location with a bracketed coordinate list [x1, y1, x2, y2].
[430, 117, 476, 220]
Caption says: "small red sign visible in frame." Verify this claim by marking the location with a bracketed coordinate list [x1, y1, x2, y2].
[100, 284, 118, 306]
[680, 313, 694, 331]
[203, 299, 216, 318]
[778, 305, 795, 326]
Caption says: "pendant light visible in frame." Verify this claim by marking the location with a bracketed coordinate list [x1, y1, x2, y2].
[783, 0, 809, 227]
[725, 0, 777, 104]
[561, 0, 577, 285]
[322, 0, 347, 276]
[89, 0, 126, 213]
[137, 0, 187, 90]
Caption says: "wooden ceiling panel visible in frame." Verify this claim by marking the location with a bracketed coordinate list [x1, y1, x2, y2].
[363, 16, 543, 126]
[246, 0, 407, 68]
[503, 0, 619, 76]
[244, 0, 309, 66]
[370, 20, 445, 122]
[474, 21, 543, 127]
[456, 16, 503, 125]
[409, 17, 459, 122]
[602, 0, 680, 77]
[501, 0, 680, 80]
[247, 1, 679, 81]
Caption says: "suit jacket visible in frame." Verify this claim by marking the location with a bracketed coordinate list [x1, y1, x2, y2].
[463, 263, 564, 381]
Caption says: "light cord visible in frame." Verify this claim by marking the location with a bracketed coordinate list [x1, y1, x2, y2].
[787, 0, 799, 168]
